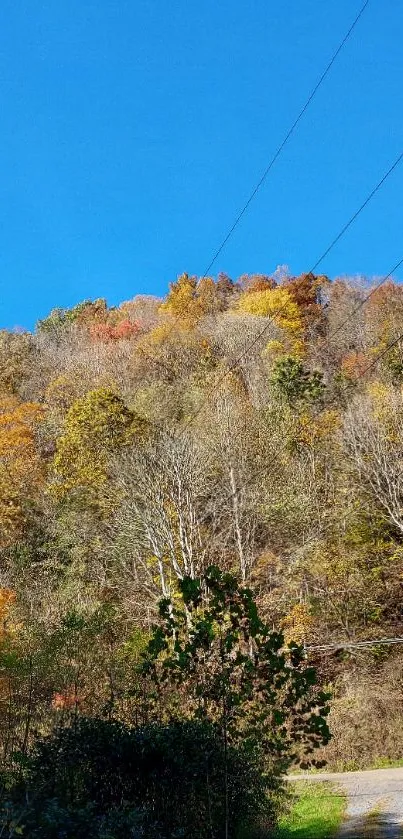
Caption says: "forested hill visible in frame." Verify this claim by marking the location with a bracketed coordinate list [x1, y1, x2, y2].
[1, 269, 403, 767]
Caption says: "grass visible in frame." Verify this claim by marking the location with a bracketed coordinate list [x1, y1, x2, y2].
[273, 782, 346, 839]
[289, 755, 403, 773]
[368, 756, 403, 770]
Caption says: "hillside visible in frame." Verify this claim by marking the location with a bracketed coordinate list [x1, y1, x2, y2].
[0, 269, 402, 767]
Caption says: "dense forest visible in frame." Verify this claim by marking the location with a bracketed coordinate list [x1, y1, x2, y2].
[0, 268, 403, 805]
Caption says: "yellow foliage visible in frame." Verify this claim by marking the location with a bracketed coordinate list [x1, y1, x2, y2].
[265, 339, 285, 357]
[160, 273, 201, 325]
[135, 320, 213, 379]
[52, 388, 144, 499]
[45, 374, 83, 412]
[282, 603, 313, 645]
[365, 382, 393, 424]
[160, 273, 223, 325]
[296, 409, 341, 448]
[237, 286, 302, 331]
[0, 587, 15, 627]
[236, 287, 304, 356]
[363, 382, 403, 443]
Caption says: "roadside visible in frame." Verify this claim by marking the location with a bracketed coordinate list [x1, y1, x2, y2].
[274, 781, 345, 838]
[289, 767, 403, 838]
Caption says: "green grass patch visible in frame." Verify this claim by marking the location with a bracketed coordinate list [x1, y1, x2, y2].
[368, 756, 403, 770]
[273, 782, 346, 839]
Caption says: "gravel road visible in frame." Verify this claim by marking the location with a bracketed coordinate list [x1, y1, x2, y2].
[290, 767, 403, 837]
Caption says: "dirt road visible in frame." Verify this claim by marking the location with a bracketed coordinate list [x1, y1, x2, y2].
[291, 766, 403, 837]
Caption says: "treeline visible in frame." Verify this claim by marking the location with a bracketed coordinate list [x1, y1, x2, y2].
[0, 268, 403, 771]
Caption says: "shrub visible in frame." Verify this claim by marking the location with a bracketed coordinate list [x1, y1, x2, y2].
[8, 717, 274, 839]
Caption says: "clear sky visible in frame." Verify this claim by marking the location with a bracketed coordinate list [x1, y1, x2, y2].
[1, 0, 402, 330]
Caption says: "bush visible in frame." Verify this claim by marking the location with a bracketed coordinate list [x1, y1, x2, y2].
[317, 658, 403, 770]
[7, 717, 276, 839]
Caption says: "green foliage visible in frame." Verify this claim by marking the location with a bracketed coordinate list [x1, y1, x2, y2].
[37, 301, 94, 333]
[37, 299, 108, 335]
[270, 356, 325, 404]
[144, 566, 331, 771]
[7, 717, 270, 839]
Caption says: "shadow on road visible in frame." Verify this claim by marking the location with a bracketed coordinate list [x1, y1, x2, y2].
[339, 810, 401, 838]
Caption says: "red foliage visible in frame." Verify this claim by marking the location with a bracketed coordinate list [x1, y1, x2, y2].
[52, 687, 81, 711]
[114, 319, 140, 339]
[89, 319, 140, 343]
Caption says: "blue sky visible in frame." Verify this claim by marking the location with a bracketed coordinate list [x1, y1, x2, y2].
[1, 0, 402, 330]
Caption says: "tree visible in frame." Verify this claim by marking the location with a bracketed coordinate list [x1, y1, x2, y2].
[160, 272, 201, 324]
[52, 388, 144, 502]
[285, 272, 328, 334]
[239, 273, 277, 293]
[236, 286, 304, 357]
[0, 330, 34, 395]
[89, 319, 140, 343]
[270, 355, 325, 405]
[203, 379, 269, 582]
[110, 433, 214, 610]
[144, 566, 330, 769]
[9, 717, 269, 839]
[344, 386, 403, 535]
[0, 396, 44, 547]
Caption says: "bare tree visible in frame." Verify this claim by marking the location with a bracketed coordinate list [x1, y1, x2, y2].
[344, 389, 403, 534]
[108, 433, 215, 612]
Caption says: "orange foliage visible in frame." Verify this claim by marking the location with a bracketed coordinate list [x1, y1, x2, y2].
[365, 281, 403, 344]
[285, 272, 327, 330]
[341, 351, 369, 381]
[0, 397, 44, 546]
[0, 588, 16, 638]
[244, 275, 277, 294]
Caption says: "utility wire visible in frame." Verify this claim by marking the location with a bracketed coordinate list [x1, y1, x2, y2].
[307, 636, 403, 652]
[202, 0, 371, 278]
[196, 264, 403, 529]
[178, 152, 403, 436]
[143, 249, 403, 435]
[130, 0, 371, 392]
[322, 256, 403, 345]
[310, 153, 403, 274]
[357, 327, 403, 378]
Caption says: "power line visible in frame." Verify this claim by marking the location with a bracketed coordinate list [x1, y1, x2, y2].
[307, 636, 403, 652]
[178, 152, 403, 436]
[141, 251, 403, 435]
[357, 328, 403, 378]
[202, 0, 371, 278]
[309, 153, 403, 274]
[202, 325, 402, 531]
[129, 0, 370, 392]
[196, 268, 403, 529]
[323, 257, 403, 345]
